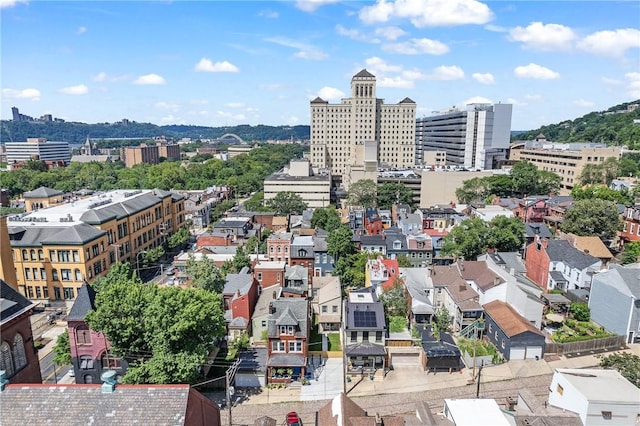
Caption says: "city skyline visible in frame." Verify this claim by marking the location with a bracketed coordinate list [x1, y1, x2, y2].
[1, 0, 638, 131]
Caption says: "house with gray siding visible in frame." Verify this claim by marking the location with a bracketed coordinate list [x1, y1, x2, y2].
[589, 264, 640, 344]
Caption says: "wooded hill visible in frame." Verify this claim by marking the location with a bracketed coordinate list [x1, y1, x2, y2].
[514, 100, 640, 147]
[0, 120, 311, 145]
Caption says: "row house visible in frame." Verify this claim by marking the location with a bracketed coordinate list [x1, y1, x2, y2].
[348, 209, 365, 234]
[251, 286, 282, 345]
[289, 235, 315, 284]
[312, 276, 342, 333]
[396, 210, 422, 235]
[418, 206, 461, 231]
[267, 232, 292, 263]
[525, 237, 601, 292]
[266, 298, 310, 384]
[542, 195, 574, 233]
[223, 267, 259, 340]
[283, 265, 309, 297]
[364, 207, 384, 235]
[383, 227, 409, 260]
[9, 188, 185, 302]
[212, 216, 253, 240]
[398, 268, 435, 324]
[431, 264, 483, 332]
[312, 234, 335, 277]
[514, 196, 548, 223]
[620, 203, 640, 245]
[358, 234, 387, 255]
[252, 259, 286, 290]
[365, 256, 400, 296]
[405, 231, 433, 267]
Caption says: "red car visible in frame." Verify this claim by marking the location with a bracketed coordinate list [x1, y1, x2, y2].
[286, 411, 302, 426]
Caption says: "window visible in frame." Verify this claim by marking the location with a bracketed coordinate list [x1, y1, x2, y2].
[288, 341, 302, 353]
[279, 325, 295, 335]
[350, 331, 357, 342]
[43, 286, 49, 299]
[556, 384, 564, 395]
[32, 268, 39, 280]
[601, 411, 612, 420]
[58, 250, 70, 262]
[21, 250, 28, 261]
[52, 269, 59, 281]
[332, 305, 338, 313]
[322, 305, 328, 313]
[257, 272, 262, 282]
[24, 268, 32, 280]
[76, 326, 92, 345]
[0, 341, 14, 377]
[63, 287, 74, 299]
[75, 269, 83, 281]
[27, 286, 34, 298]
[362, 331, 369, 341]
[61, 269, 71, 281]
[83, 374, 94, 384]
[12, 334, 26, 370]
[271, 341, 285, 352]
[501, 340, 505, 349]
[376, 331, 382, 342]
[35, 287, 41, 298]
[261, 320, 267, 327]
[79, 356, 94, 369]
[73, 251, 80, 262]
[30, 249, 36, 261]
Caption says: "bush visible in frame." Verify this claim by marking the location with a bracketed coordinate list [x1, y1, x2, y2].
[389, 316, 407, 333]
[570, 302, 590, 322]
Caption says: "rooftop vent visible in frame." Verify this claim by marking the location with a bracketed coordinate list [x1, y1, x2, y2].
[101, 370, 117, 393]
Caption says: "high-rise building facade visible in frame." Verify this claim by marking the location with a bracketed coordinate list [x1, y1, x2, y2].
[309, 70, 416, 185]
[5, 138, 71, 169]
[416, 103, 512, 170]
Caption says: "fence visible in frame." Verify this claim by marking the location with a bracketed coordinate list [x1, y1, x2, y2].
[545, 335, 627, 356]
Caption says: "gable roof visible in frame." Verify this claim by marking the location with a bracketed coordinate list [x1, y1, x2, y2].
[483, 300, 544, 338]
[223, 268, 254, 297]
[457, 261, 505, 292]
[564, 234, 613, 259]
[66, 283, 97, 321]
[1, 280, 36, 324]
[0, 384, 219, 426]
[546, 240, 600, 269]
[23, 186, 63, 198]
[431, 265, 481, 311]
[267, 299, 308, 336]
[316, 393, 404, 426]
[594, 264, 640, 299]
[525, 223, 554, 239]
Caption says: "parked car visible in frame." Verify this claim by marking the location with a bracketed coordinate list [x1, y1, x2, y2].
[286, 412, 302, 426]
[68, 369, 75, 378]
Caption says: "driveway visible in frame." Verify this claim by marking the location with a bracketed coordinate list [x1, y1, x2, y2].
[299, 356, 344, 401]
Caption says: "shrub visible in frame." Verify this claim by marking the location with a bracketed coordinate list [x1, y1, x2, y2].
[570, 302, 590, 322]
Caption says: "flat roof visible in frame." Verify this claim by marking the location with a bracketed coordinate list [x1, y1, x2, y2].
[444, 399, 510, 426]
[556, 369, 640, 403]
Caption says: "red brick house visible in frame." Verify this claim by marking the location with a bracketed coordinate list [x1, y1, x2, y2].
[267, 232, 293, 263]
[252, 260, 286, 290]
[0, 280, 41, 383]
[266, 298, 309, 384]
[620, 204, 640, 245]
[515, 197, 548, 223]
[364, 207, 384, 235]
[67, 284, 127, 384]
[223, 267, 259, 339]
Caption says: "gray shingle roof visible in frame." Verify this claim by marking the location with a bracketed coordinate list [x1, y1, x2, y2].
[8, 223, 105, 247]
[525, 223, 553, 239]
[267, 299, 308, 338]
[0, 384, 219, 426]
[223, 269, 253, 297]
[546, 240, 599, 269]
[266, 354, 305, 367]
[79, 192, 166, 224]
[344, 341, 387, 356]
[66, 283, 96, 321]
[353, 69, 375, 78]
[23, 186, 64, 198]
[1, 280, 35, 323]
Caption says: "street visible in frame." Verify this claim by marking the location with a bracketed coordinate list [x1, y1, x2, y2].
[39, 347, 72, 384]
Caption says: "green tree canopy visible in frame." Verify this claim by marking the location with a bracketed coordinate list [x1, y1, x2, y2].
[346, 179, 377, 208]
[311, 206, 342, 232]
[52, 330, 71, 366]
[186, 253, 225, 293]
[167, 227, 190, 250]
[377, 182, 413, 210]
[598, 352, 640, 388]
[267, 191, 308, 216]
[441, 218, 490, 260]
[380, 277, 409, 317]
[326, 225, 356, 261]
[333, 252, 368, 290]
[621, 241, 640, 264]
[560, 199, 622, 240]
[487, 216, 526, 253]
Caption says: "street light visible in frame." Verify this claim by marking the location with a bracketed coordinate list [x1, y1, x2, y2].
[135, 250, 148, 279]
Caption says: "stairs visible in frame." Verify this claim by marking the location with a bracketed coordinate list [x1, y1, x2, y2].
[459, 319, 485, 339]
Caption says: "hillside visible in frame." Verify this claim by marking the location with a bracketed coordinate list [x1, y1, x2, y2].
[514, 100, 640, 147]
[0, 120, 310, 145]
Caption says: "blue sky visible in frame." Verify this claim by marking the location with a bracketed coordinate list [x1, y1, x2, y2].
[1, 0, 638, 131]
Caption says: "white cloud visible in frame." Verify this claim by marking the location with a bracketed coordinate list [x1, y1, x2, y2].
[359, 0, 493, 28]
[77, 26, 87, 35]
[374, 26, 407, 40]
[578, 28, 640, 57]
[295, 0, 340, 12]
[0, 0, 28, 8]
[133, 73, 166, 85]
[1, 88, 40, 100]
[573, 99, 595, 107]
[601, 77, 622, 86]
[336, 25, 376, 43]
[265, 37, 328, 60]
[159, 114, 186, 125]
[524, 94, 543, 101]
[364, 56, 403, 73]
[506, 97, 527, 106]
[472, 72, 494, 84]
[226, 102, 245, 108]
[508, 22, 576, 51]
[194, 58, 239, 73]
[378, 76, 415, 88]
[431, 65, 465, 80]
[317, 87, 345, 101]
[286, 115, 300, 125]
[484, 24, 507, 33]
[58, 84, 88, 95]
[258, 10, 279, 19]
[215, 110, 247, 122]
[294, 49, 328, 60]
[626, 72, 640, 98]
[154, 101, 180, 111]
[92, 72, 107, 82]
[514, 63, 560, 80]
[382, 38, 449, 55]
[190, 99, 209, 106]
[463, 96, 493, 105]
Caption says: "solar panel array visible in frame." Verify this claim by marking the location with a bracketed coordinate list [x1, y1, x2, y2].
[353, 310, 377, 328]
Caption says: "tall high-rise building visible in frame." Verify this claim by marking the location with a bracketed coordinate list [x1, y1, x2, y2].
[416, 103, 512, 170]
[309, 70, 416, 187]
[5, 138, 71, 169]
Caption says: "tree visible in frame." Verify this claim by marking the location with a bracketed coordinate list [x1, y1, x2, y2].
[396, 254, 412, 267]
[621, 241, 640, 264]
[311, 206, 342, 232]
[570, 302, 590, 322]
[598, 352, 640, 388]
[326, 225, 356, 261]
[487, 216, 525, 253]
[52, 330, 71, 366]
[511, 161, 540, 196]
[333, 252, 368, 289]
[186, 253, 225, 293]
[433, 306, 451, 335]
[560, 199, 622, 240]
[233, 245, 251, 273]
[90, 262, 137, 292]
[346, 179, 377, 208]
[380, 277, 409, 317]
[267, 191, 308, 216]
[167, 227, 190, 250]
[441, 218, 490, 260]
[377, 182, 413, 209]
[143, 246, 165, 265]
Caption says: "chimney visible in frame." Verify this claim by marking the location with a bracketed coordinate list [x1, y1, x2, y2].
[0, 370, 8, 391]
[375, 412, 383, 426]
[272, 291, 277, 300]
[101, 370, 117, 393]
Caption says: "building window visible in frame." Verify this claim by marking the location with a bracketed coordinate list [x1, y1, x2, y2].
[261, 320, 267, 327]
[601, 411, 612, 420]
[83, 374, 94, 384]
[12, 334, 27, 370]
[35, 287, 41, 298]
[61, 269, 71, 281]
[279, 326, 295, 336]
[43, 286, 49, 299]
[79, 355, 94, 370]
[271, 341, 285, 352]
[376, 331, 382, 342]
[556, 384, 564, 395]
[73, 251, 80, 262]
[58, 250, 70, 262]
[27, 286, 34, 298]
[21, 250, 28, 261]
[63, 287, 74, 299]
[362, 331, 369, 341]
[0, 341, 14, 377]
[52, 269, 59, 281]
[76, 326, 92, 345]
[288, 341, 302, 353]
[322, 305, 327, 313]
[332, 305, 338, 313]
[24, 268, 31, 280]
[38, 250, 44, 261]
[75, 269, 83, 281]
[257, 272, 262, 282]
[350, 331, 357, 342]
[30, 249, 36, 261]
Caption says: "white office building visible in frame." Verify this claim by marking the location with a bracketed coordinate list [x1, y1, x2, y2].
[6, 138, 71, 169]
[416, 103, 512, 170]
[310, 69, 416, 185]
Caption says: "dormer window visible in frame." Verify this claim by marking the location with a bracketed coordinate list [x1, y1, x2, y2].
[279, 325, 295, 335]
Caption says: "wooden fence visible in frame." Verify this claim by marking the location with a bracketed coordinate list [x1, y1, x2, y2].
[545, 335, 627, 356]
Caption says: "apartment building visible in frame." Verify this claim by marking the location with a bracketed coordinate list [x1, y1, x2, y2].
[510, 141, 622, 195]
[7, 188, 185, 302]
[263, 159, 331, 208]
[121, 143, 180, 167]
[416, 103, 512, 170]
[5, 138, 71, 170]
[309, 69, 416, 186]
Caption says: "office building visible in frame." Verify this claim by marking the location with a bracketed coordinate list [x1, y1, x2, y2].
[263, 159, 331, 208]
[416, 103, 512, 170]
[309, 69, 416, 187]
[510, 139, 622, 194]
[7, 188, 185, 302]
[121, 144, 159, 167]
[5, 138, 71, 170]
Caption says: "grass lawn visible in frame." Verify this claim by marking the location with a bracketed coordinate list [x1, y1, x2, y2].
[310, 324, 342, 351]
[456, 337, 498, 357]
[389, 316, 407, 333]
[326, 332, 341, 351]
[552, 320, 614, 343]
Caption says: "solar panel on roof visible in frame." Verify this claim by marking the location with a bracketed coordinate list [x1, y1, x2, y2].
[353, 310, 377, 328]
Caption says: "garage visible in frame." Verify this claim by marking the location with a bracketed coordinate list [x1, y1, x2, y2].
[236, 348, 267, 388]
[509, 345, 543, 360]
[235, 371, 265, 388]
[509, 347, 526, 360]
[389, 348, 422, 368]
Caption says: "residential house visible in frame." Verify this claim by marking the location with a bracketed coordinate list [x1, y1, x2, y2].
[431, 265, 483, 332]
[266, 298, 310, 384]
[67, 283, 127, 384]
[364, 207, 383, 235]
[271, 216, 288, 233]
[523, 222, 554, 255]
[173, 251, 234, 286]
[315, 393, 404, 426]
[443, 399, 511, 426]
[347, 209, 365, 234]
[589, 264, 640, 343]
[525, 237, 601, 292]
[548, 368, 640, 426]
[396, 210, 422, 235]
[288, 209, 314, 234]
[391, 203, 411, 225]
[0, 378, 221, 426]
[379, 208, 392, 229]
[559, 232, 613, 267]
[251, 287, 282, 345]
[212, 216, 253, 241]
[283, 265, 309, 298]
[312, 234, 335, 277]
[405, 231, 433, 267]
[383, 227, 409, 261]
[223, 267, 259, 340]
[252, 260, 286, 290]
[426, 228, 449, 260]
[418, 206, 461, 231]
[267, 232, 292, 263]
[365, 257, 400, 296]
[456, 260, 506, 307]
[399, 268, 434, 324]
[343, 287, 387, 375]
[195, 230, 235, 248]
[467, 203, 514, 221]
[289, 235, 315, 284]
[359, 234, 387, 255]
[312, 276, 342, 333]
[620, 203, 640, 245]
[0, 280, 41, 383]
[483, 300, 545, 360]
[510, 388, 582, 426]
[542, 195, 574, 233]
[514, 196, 548, 223]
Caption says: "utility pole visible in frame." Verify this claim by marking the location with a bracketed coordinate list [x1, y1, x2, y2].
[476, 361, 483, 398]
[226, 358, 240, 426]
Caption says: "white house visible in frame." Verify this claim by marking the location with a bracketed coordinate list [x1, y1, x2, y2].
[548, 368, 640, 426]
[443, 399, 510, 426]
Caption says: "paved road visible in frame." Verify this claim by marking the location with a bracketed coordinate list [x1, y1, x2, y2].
[39, 350, 72, 384]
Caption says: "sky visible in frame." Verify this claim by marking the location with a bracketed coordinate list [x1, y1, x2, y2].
[1, 0, 639, 131]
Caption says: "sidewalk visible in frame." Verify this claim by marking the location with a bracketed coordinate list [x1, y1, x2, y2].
[38, 322, 68, 361]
